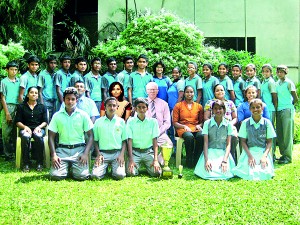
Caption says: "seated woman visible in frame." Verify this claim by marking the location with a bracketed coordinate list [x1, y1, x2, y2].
[237, 85, 270, 125]
[100, 82, 132, 121]
[194, 100, 235, 180]
[15, 86, 48, 172]
[173, 85, 204, 168]
[203, 84, 239, 163]
[232, 99, 276, 180]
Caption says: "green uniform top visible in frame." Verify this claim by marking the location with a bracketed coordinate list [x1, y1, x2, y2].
[0, 77, 20, 104]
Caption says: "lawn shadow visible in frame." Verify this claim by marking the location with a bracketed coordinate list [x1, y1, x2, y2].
[15, 174, 50, 183]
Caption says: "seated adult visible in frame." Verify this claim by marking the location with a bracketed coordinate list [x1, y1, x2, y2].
[100, 82, 132, 121]
[203, 84, 239, 163]
[49, 87, 94, 181]
[173, 85, 204, 168]
[15, 86, 48, 172]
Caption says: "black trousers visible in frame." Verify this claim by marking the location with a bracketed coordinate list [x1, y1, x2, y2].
[20, 129, 45, 165]
[182, 131, 204, 168]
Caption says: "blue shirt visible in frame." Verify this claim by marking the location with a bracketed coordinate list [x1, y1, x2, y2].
[261, 77, 276, 112]
[19, 71, 38, 96]
[117, 70, 131, 99]
[128, 72, 153, 99]
[84, 71, 102, 102]
[167, 79, 185, 111]
[202, 76, 219, 105]
[233, 77, 245, 107]
[55, 69, 72, 93]
[245, 76, 261, 90]
[185, 75, 202, 102]
[219, 75, 234, 100]
[102, 72, 118, 97]
[69, 70, 84, 87]
[37, 69, 56, 101]
[237, 101, 270, 122]
[153, 76, 172, 102]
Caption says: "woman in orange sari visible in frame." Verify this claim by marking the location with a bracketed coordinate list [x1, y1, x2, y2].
[173, 85, 204, 168]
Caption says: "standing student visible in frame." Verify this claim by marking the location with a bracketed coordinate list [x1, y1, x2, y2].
[173, 86, 204, 168]
[55, 55, 72, 110]
[15, 87, 48, 172]
[102, 57, 118, 100]
[261, 64, 277, 157]
[92, 97, 127, 180]
[232, 99, 276, 180]
[69, 56, 88, 88]
[38, 55, 58, 119]
[218, 63, 235, 101]
[202, 63, 219, 106]
[0, 61, 20, 161]
[152, 61, 172, 102]
[194, 100, 235, 180]
[244, 63, 261, 98]
[84, 57, 102, 111]
[117, 56, 134, 100]
[49, 87, 94, 181]
[126, 98, 161, 177]
[18, 56, 40, 103]
[128, 54, 153, 104]
[276, 65, 298, 164]
[185, 62, 202, 103]
[232, 64, 245, 107]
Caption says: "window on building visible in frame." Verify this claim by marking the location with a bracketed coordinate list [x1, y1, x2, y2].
[204, 37, 256, 54]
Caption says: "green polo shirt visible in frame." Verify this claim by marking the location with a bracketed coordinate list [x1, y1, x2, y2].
[219, 75, 234, 100]
[94, 115, 127, 150]
[128, 72, 153, 99]
[84, 71, 102, 102]
[37, 69, 56, 101]
[261, 77, 276, 112]
[126, 116, 159, 149]
[185, 75, 202, 102]
[49, 108, 93, 145]
[0, 77, 20, 104]
[19, 71, 38, 95]
[276, 78, 296, 111]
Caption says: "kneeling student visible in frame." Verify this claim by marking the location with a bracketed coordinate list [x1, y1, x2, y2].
[126, 98, 161, 177]
[92, 97, 127, 180]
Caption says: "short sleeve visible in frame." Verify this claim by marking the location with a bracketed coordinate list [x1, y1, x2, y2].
[238, 120, 247, 139]
[121, 120, 127, 141]
[268, 80, 276, 93]
[126, 118, 133, 139]
[0, 80, 6, 95]
[48, 114, 59, 133]
[176, 80, 185, 92]
[19, 75, 28, 88]
[202, 120, 209, 135]
[37, 73, 45, 88]
[226, 78, 234, 91]
[127, 75, 133, 88]
[227, 123, 233, 136]
[196, 76, 203, 89]
[266, 119, 276, 139]
[93, 119, 100, 141]
[151, 119, 160, 139]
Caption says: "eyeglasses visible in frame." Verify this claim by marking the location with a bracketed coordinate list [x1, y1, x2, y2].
[136, 106, 147, 109]
[147, 89, 158, 91]
[187, 67, 196, 70]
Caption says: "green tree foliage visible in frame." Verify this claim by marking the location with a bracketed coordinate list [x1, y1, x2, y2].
[0, 0, 66, 55]
[92, 12, 224, 75]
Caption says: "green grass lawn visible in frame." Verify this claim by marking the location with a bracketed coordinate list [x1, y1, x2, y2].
[0, 146, 300, 225]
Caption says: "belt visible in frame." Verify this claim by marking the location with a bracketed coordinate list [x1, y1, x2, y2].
[58, 143, 86, 149]
[132, 147, 152, 152]
[101, 149, 121, 153]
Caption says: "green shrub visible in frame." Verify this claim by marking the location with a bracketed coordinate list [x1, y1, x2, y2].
[294, 111, 300, 143]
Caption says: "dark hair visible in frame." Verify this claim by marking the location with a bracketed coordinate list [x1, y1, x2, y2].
[63, 87, 79, 99]
[244, 85, 257, 101]
[184, 85, 194, 93]
[6, 61, 19, 69]
[212, 99, 226, 111]
[153, 61, 166, 76]
[91, 57, 101, 65]
[24, 86, 38, 103]
[213, 84, 225, 94]
[172, 66, 181, 74]
[109, 81, 124, 101]
[249, 98, 263, 108]
[106, 57, 117, 66]
[75, 56, 87, 65]
[245, 63, 256, 71]
[137, 54, 148, 62]
[74, 80, 85, 87]
[45, 55, 57, 64]
[134, 98, 148, 107]
[104, 97, 118, 107]
[27, 56, 40, 64]
[60, 55, 72, 63]
[203, 63, 213, 70]
[218, 62, 229, 70]
[123, 56, 134, 64]
[232, 64, 242, 71]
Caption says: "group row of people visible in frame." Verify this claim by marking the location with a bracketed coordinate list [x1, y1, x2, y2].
[0, 54, 298, 181]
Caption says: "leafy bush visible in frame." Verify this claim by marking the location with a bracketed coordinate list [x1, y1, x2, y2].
[92, 12, 223, 76]
[294, 111, 300, 143]
[0, 41, 25, 77]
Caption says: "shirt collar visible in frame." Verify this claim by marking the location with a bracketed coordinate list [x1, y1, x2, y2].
[210, 117, 228, 127]
[249, 116, 264, 125]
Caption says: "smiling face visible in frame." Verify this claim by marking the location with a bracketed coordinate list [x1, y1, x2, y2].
[155, 64, 164, 76]
[146, 83, 158, 100]
[27, 87, 39, 101]
[64, 94, 78, 110]
[246, 66, 255, 79]
[187, 64, 196, 76]
[232, 66, 242, 80]
[250, 101, 263, 117]
[172, 68, 181, 80]
[203, 65, 212, 78]
[105, 99, 118, 116]
[111, 84, 122, 98]
[246, 87, 257, 101]
[214, 85, 225, 100]
[262, 67, 272, 79]
[212, 103, 224, 118]
[218, 65, 228, 78]
[74, 82, 85, 96]
[184, 86, 194, 101]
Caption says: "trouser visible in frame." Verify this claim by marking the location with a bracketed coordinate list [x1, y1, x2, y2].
[182, 131, 204, 168]
[20, 129, 45, 165]
[43, 99, 55, 120]
[276, 109, 294, 162]
[269, 111, 276, 157]
[94, 101, 101, 114]
[2, 104, 17, 158]
[49, 146, 90, 180]
[92, 150, 126, 180]
[127, 148, 161, 177]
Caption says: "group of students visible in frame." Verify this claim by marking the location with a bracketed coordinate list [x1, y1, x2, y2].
[0, 53, 298, 181]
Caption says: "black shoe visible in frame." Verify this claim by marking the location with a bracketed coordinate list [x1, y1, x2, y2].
[278, 158, 291, 164]
[23, 165, 30, 172]
[36, 164, 43, 172]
